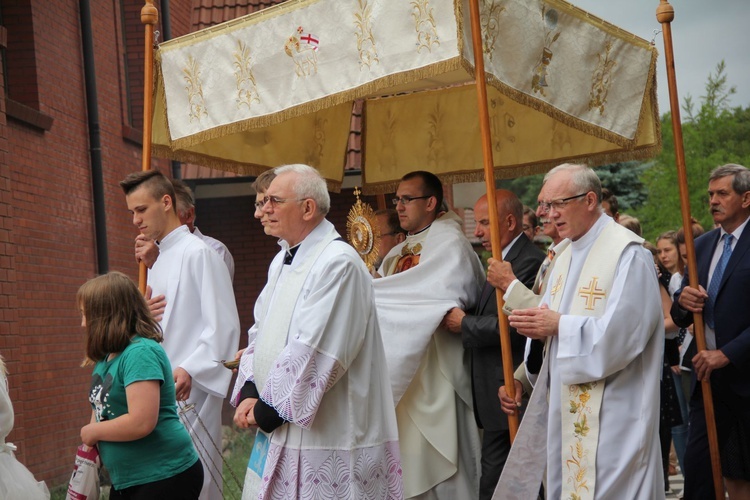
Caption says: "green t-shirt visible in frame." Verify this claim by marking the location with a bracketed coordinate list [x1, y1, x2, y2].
[89, 336, 198, 489]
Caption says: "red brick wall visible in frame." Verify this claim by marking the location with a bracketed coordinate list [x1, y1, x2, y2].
[1, 0, 192, 486]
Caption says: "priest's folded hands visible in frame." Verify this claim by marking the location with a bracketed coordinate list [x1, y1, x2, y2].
[233, 397, 257, 429]
[508, 304, 560, 339]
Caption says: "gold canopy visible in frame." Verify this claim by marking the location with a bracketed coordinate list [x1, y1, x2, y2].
[152, 0, 659, 192]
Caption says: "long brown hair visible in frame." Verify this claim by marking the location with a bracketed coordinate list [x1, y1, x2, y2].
[77, 271, 162, 362]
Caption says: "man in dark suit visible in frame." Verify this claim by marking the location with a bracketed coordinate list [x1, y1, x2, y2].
[443, 189, 545, 500]
[671, 163, 750, 499]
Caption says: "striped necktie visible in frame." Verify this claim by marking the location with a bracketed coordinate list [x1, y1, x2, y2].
[532, 247, 556, 295]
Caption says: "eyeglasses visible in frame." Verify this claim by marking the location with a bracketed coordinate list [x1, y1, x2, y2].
[258, 195, 305, 209]
[537, 193, 588, 212]
[392, 195, 432, 206]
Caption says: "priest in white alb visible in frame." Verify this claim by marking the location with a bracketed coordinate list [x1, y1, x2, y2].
[375, 171, 484, 499]
[231, 164, 403, 499]
[494, 164, 664, 500]
[121, 170, 240, 500]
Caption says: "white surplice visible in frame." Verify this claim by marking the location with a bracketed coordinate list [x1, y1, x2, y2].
[149, 225, 240, 500]
[495, 215, 664, 499]
[374, 212, 484, 499]
[193, 226, 235, 282]
[232, 220, 403, 500]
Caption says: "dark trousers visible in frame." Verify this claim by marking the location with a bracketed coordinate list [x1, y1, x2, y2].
[479, 429, 511, 500]
[110, 459, 204, 500]
[684, 380, 717, 499]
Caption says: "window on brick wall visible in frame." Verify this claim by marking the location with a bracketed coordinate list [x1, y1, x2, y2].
[0, 0, 52, 131]
[119, 0, 163, 143]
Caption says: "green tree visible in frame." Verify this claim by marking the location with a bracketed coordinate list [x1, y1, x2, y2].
[496, 173, 545, 208]
[594, 161, 650, 212]
[635, 61, 750, 241]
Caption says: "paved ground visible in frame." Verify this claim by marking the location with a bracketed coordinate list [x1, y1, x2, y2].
[666, 468, 684, 499]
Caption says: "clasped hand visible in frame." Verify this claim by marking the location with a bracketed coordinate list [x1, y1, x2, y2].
[508, 304, 560, 339]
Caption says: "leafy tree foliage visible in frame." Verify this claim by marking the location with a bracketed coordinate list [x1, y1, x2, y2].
[635, 61, 750, 241]
[593, 161, 650, 212]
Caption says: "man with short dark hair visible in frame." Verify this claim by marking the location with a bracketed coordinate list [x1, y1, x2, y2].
[375, 170, 485, 499]
[121, 170, 240, 500]
[672, 163, 750, 499]
[442, 190, 544, 499]
[134, 178, 235, 281]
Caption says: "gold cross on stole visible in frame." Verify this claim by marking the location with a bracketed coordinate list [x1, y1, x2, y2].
[578, 277, 606, 310]
[550, 274, 564, 301]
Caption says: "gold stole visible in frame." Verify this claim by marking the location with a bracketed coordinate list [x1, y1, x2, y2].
[546, 222, 642, 499]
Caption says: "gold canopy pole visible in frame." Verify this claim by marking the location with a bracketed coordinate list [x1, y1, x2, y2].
[468, 0, 518, 439]
[656, 2, 723, 498]
[139, 1, 158, 294]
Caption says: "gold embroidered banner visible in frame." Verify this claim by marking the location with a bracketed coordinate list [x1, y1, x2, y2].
[152, 0, 659, 192]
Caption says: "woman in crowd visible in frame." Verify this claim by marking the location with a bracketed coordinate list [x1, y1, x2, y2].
[78, 271, 203, 499]
[655, 231, 685, 492]
[670, 221, 706, 477]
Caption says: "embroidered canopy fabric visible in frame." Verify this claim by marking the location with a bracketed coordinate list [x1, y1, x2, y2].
[152, 0, 660, 192]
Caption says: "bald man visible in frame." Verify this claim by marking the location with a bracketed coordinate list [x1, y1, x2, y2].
[442, 190, 545, 499]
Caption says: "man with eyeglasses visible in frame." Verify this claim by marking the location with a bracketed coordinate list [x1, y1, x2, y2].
[494, 163, 664, 499]
[441, 189, 545, 500]
[231, 164, 403, 498]
[373, 170, 485, 499]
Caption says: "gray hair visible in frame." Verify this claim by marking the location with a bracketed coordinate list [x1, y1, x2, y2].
[544, 163, 602, 203]
[274, 164, 330, 215]
[709, 164, 750, 194]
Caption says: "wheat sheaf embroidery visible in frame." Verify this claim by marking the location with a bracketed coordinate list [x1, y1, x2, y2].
[354, 0, 379, 69]
[588, 39, 617, 115]
[480, 0, 505, 60]
[234, 40, 260, 110]
[183, 55, 208, 122]
[411, 0, 440, 53]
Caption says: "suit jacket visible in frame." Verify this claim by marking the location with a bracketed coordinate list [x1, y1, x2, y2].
[671, 224, 750, 398]
[460, 233, 545, 431]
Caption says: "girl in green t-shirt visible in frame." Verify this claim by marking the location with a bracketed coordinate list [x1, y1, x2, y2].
[77, 271, 203, 499]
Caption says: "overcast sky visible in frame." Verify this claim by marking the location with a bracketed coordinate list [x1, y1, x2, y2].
[571, 0, 750, 115]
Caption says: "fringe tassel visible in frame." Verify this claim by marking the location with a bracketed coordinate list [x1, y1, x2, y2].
[151, 144, 344, 192]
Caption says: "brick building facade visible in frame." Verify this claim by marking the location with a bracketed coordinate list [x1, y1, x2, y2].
[1, 0, 190, 486]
